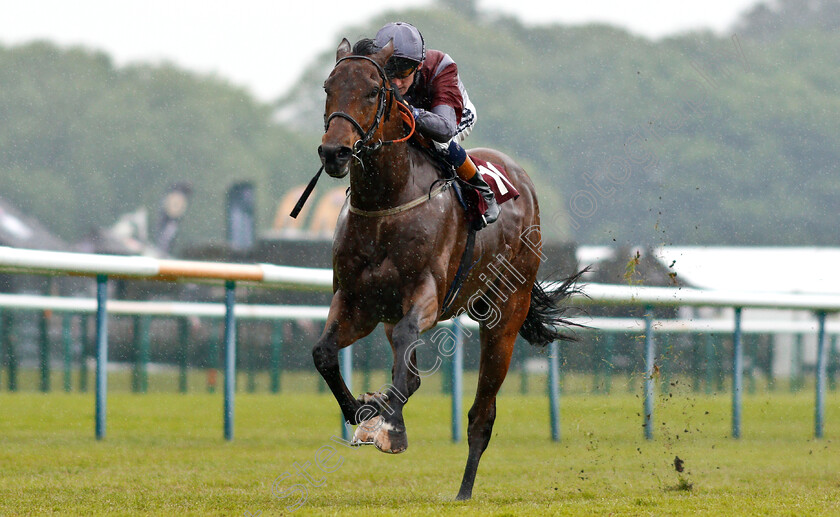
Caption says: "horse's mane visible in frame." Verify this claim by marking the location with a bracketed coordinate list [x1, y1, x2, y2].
[352, 38, 379, 56]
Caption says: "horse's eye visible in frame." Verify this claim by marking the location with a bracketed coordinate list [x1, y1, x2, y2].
[367, 87, 379, 99]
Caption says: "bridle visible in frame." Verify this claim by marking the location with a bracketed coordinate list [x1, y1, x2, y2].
[291, 54, 416, 220]
[323, 55, 414, 158]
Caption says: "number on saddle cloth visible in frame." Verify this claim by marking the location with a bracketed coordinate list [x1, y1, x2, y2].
[472, 158, 520, 203]
[454, 157, 520, 220]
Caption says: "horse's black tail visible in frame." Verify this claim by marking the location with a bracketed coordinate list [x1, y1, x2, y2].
[518, 268, 589, 347]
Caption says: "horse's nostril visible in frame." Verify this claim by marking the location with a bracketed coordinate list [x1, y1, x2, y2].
[319, 144, 352, 166]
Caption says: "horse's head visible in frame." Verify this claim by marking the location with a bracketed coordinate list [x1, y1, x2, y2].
[319, 38, 395, 178]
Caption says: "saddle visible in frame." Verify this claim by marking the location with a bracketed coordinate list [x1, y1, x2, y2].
[406, 135, 521, 314]
[409, 134, 520, 224]
[459, 156, 520, 219]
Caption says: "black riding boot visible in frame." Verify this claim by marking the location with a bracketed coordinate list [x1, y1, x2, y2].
[467, 173, 501, 227]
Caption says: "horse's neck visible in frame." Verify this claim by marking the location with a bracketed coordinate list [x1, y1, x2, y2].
[349, 144, 435, 211]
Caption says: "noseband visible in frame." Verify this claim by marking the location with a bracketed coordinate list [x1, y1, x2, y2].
[324, 55, 412, 155]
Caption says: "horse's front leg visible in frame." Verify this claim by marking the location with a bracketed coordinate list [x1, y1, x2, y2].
[312, 290, 377, 425]
[357, 276, 439, 453]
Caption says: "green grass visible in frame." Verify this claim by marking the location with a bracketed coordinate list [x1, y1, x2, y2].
[5, 366, 819, 396]
[1, 384, 839, 515]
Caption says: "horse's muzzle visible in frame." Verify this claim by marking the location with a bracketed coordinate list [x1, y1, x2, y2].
[318, 144, 353, 178]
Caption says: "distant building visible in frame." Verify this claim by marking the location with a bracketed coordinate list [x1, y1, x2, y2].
[0, 196, 69, 293]
[0, 198, 73, 370]
[0, 197, 68, 252]
[270, 185, 315, 237]
[656, 246, 840, 378]
[270, 184, 347, 239]
[578, 245, 840, 379]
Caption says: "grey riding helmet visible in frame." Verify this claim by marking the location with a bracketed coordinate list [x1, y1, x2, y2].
[374, 22, 426, 63]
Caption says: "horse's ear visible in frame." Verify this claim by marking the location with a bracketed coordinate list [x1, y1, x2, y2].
[372, 39, 394, 66]
[336, 38, 352, 62]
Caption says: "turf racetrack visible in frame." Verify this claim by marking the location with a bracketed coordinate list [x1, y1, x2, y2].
[2, 385, 838, 515]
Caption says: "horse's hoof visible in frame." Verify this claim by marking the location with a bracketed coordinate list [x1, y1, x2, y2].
[351, 415, 382, 446]
[358, 391, 389, 404]
[351, 414, 407, 453]
[372, 420, 408, 454]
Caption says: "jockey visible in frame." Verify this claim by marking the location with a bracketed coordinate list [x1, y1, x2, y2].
[374, 21, 500, 227]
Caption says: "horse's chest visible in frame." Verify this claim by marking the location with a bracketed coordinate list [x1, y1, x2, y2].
[335, 244, 406, 294]
[333, 219, 434, 319]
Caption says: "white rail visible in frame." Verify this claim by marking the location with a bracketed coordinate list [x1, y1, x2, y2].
[4, 245, 840, 310]
[0, 246, 332, 290]
[0, 292, 330, 320]
[0, 245, 835, 442]
[579, 282, 840, 311]
[1, 292, 838, 335]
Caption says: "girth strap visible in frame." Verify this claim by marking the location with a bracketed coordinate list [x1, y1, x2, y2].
[440, 224, 478, 316]
[348, 181, 452, 217]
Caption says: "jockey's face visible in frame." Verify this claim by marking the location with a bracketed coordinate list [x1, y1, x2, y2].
[391, 69, 417, 96]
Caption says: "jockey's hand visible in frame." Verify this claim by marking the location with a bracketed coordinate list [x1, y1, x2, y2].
[411, 107, 422, 119]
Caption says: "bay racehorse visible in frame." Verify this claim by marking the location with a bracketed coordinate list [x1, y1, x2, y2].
[314, 38, 579, 500]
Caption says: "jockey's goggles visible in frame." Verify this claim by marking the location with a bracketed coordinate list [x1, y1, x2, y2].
[385, 58, 420, 79]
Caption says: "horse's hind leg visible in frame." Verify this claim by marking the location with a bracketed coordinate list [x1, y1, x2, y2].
[455, 291, 530, 501]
